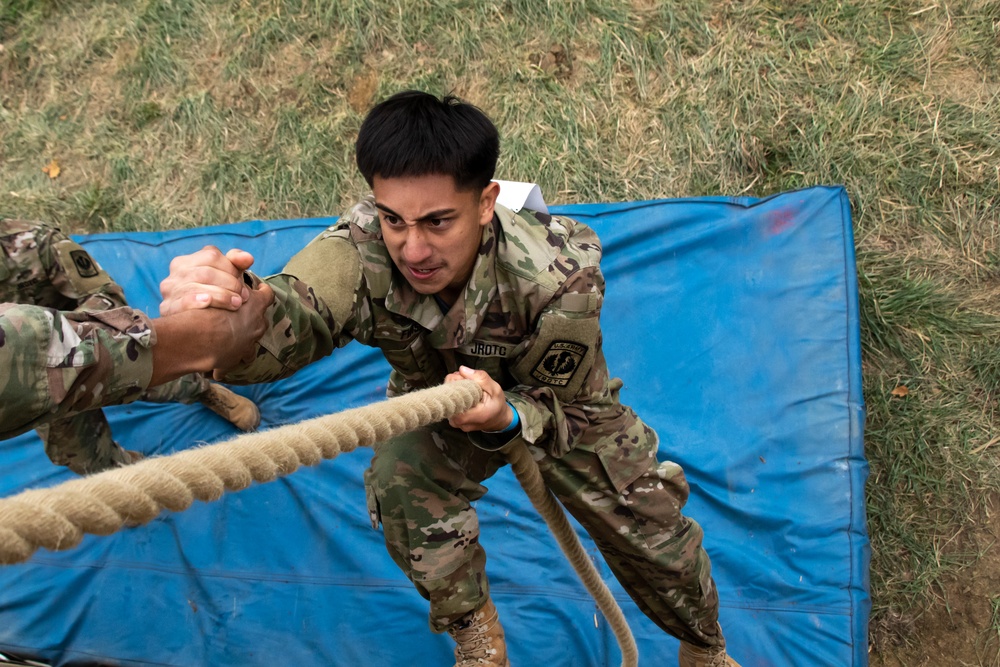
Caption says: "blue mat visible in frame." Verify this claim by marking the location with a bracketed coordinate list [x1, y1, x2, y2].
[0, 186, 869, 666]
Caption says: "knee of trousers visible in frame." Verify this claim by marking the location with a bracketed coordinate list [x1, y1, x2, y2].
[593, 510, 710, 586]
[38, 413, 119, 470]
[365, 430, 443, 502]
[364, 430, 485, 580]
[655, 516, 709, 578]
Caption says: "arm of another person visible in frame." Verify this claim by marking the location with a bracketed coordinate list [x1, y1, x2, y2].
[0, 287, 271, 441]
[41, 226, 131, 310]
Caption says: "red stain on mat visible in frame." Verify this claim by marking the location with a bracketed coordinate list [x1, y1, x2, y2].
[766, 207, 795, 235]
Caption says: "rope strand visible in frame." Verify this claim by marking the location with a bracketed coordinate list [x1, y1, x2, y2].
[507, 442, 639, 667]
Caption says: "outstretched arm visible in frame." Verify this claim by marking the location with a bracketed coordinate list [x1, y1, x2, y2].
[158, 227, 366, 384]
[0, 288, 272, 441]
[149, 283, 274, 384]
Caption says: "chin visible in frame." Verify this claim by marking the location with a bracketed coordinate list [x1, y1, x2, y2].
[411, 282, 442, 295]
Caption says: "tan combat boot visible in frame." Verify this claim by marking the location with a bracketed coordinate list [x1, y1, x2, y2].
[123, 449, 145, 465]
[678, 642, 742, 667]
[446, 598, 510, 667]
[199, 384, 261, 431]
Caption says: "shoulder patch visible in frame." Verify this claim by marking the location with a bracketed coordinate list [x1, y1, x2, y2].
[531, 340, 588, 387]
[69, 249, 100, 278]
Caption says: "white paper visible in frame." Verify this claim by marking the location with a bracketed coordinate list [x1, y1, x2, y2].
[493, 180, 548, 214]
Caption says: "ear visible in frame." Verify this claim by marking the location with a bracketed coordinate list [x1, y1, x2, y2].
[478, 181, 501, 227]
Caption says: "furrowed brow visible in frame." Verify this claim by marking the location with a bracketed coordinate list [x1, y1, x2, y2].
[374, 203, 457, 223]
[374, 203, 403, 219]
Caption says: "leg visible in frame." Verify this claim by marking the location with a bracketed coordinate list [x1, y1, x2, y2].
[38, 410, 138, 475]
[534, 412, 726, 650]
[364, 423, 507, 631]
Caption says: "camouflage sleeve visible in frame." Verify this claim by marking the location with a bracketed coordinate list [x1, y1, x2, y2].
[42, 227, 129, 310]
[217, 229, 366, 384]
[473, 216, 622, 456]
[0, 303, 154, 440]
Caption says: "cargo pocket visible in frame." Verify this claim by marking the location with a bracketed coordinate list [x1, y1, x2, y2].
[595, 429, 690, 551]
[378, 326, 446, 392]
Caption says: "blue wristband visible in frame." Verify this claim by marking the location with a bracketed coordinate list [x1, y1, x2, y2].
[487, 402, 520, 434]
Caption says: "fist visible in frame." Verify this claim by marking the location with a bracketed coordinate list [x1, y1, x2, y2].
[445, 366, 513, 432]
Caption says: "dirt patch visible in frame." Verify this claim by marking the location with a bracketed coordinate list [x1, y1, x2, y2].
[347, 68, 378, 114]
[871, 504, 1000, 667]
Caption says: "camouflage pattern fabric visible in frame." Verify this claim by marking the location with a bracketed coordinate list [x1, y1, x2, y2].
[0, 219, 127, 311]
[0, 220, 210, 474]
[0, 303, 154, 444]
[222, 198, 725, 648]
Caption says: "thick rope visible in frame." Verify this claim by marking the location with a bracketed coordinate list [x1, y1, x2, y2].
[507, 442, 639, 667]
[0, 379, 637, 665]
[0, 381, 481, 565]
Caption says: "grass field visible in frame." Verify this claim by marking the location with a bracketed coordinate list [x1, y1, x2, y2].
[2, 0, 1000, 662]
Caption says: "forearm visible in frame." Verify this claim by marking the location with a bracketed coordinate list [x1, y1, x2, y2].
[149, 281, 274, 384]
[0, 304, 154, 439]
[147, 310, 231, 386]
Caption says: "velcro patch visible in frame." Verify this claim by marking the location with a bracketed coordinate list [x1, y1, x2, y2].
[531, 340, 588, 387]
[459, 340, 515, 358]
[70, 250, 99, 278]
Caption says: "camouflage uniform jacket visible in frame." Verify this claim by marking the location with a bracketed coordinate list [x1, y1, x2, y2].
[227, 197, 646, 461]
[0, 303, 156, 440]
[0, 219, 126, 311]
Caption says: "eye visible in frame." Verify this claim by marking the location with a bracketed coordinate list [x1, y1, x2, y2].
[381, 214, 402, 227]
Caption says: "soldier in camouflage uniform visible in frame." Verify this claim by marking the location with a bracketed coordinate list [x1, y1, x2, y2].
[0, 295, 272, 445]
[1, 220, 261, 475]
[160, 91, 741, 667]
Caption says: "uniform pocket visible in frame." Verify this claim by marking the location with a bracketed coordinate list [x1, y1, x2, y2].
[594, 425, 691, 550]
[378, 327, 446, 392]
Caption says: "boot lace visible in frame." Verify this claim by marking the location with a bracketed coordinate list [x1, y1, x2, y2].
[452, 623, 497, 665]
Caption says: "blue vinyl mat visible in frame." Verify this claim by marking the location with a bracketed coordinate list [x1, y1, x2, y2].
[0, 185, 868, 666]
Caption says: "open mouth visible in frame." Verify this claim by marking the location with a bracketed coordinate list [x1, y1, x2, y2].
[408, 266, 440, 281]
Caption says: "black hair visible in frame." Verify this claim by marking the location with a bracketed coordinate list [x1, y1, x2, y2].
[355, 90, 500, 191]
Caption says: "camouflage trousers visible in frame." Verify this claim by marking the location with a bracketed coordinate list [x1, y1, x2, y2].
[42, 372, 210, 475]
[364, 421, 725, 649]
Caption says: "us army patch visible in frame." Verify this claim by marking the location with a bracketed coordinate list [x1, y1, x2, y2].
[532, 340, 588, 387]
[70, 250, 99, 278]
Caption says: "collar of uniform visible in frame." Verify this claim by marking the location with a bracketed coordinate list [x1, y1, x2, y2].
[493, 203, 561, 280]
[383, 213, 499, 348]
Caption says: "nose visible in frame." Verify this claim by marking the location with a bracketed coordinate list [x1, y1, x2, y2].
[400, 225, 432, 265]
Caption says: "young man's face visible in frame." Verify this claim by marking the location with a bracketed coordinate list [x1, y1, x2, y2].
[373, 173, 499, 305]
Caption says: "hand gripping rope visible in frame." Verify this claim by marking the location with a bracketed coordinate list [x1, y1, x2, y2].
[0, 380, 638, 667]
